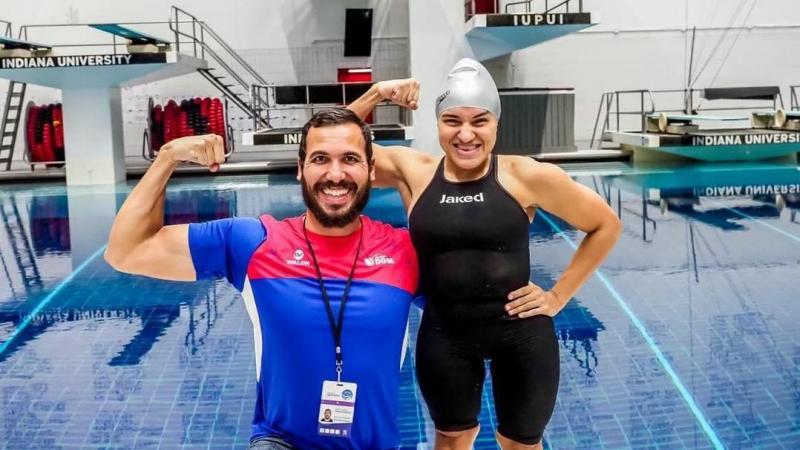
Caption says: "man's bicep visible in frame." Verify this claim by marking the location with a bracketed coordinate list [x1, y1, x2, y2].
[122, 224, 196, 281]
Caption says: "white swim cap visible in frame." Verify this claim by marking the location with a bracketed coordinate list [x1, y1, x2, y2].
[435, 58, 501, 119]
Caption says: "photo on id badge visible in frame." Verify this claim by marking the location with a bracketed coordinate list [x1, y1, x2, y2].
[318, 380, 357, 437]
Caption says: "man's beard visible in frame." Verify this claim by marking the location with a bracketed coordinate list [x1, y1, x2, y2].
[301, 176, 371, 228]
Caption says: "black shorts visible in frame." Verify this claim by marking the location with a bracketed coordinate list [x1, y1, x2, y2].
[415, 312, 560, 445]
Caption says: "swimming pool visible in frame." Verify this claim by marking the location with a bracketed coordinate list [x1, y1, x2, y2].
[1, 161, 799, 449]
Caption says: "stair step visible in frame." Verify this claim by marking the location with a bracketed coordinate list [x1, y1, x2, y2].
[9, 92, 22, 98]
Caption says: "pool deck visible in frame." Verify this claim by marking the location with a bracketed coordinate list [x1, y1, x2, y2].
[0, 148, 630, 183]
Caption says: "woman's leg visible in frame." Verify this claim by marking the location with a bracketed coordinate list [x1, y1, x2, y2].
[416, 316, 486, 450]
[490, 316, 560, 448]
[434, 425, 481, 450]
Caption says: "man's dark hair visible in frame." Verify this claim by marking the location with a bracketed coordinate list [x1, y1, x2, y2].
[298, 108, 373, 163]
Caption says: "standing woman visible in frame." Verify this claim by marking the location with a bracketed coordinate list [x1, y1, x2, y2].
[348, 59, 621, 450]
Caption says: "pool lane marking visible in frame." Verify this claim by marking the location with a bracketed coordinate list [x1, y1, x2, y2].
[708, 199, 800, 244]
[538, 212, 725, 450]
[0, 245, 107, 356]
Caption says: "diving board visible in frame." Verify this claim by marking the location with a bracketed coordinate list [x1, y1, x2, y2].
[0, 36, 51, 56]
[751, 110, 800, 130]
[0, 43, 205, 185]
[465, 12, 594, 61]
[646, 112, 750, 134]
[89, 24, 170, 46]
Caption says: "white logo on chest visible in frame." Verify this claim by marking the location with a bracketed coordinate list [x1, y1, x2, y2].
[439, 192, 484, 204]
[364, 254, 395, 266]
[286, 248, 310, 266]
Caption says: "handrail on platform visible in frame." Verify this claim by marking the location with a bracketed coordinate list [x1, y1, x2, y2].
[504, 1, 531, 13]
[1, 20, 11, 39]
[464, 0, 585, 21]
[590, 87, 785, 149]
[169, 6, 267, 86]
[791, 85, 800, 111]
[169, 6, 270, 125]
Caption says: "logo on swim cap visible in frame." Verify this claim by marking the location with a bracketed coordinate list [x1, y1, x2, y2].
[435, 90, 450, 108]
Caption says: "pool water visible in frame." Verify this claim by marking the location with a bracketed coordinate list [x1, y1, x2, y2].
[1, 161, 799, 449]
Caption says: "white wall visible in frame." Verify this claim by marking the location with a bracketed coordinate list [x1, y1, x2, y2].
[407, 0, 800, 152]
[3, 0, 800, 162]
[408, 0, 473, 153]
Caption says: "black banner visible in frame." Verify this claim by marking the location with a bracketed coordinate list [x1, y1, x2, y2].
[486, 13, 591, 27]
[0, 53, 168, 70]
[691, 133, 800, 147]
[253, 128, 408, 146]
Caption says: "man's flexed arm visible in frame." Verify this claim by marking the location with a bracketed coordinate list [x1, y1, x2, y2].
[104, 134, 225, 281]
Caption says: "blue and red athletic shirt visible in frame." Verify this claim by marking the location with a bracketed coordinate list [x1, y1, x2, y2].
[188, 215, 418, 450]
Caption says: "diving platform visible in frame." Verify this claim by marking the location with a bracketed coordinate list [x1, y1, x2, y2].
[611, 128, 800, 162]
[464, 1, 594, 61]
[241, 82, 415, 166]
[243, 124, 413, 148]
[596, 86, 800, 163]
[0, 21, 207, 185]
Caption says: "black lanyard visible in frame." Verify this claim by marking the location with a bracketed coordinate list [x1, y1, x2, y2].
[302, 217, 364, 382]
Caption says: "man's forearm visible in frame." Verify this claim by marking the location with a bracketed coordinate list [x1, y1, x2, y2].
[105, 151, 177, 265]
[347, 84, 384, 120]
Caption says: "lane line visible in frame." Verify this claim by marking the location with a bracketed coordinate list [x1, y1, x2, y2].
[538, 212, 725, 450]
[0, 245, 107, 355]
[709, 199, 800, 244]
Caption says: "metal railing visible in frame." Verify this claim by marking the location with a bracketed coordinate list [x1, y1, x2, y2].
[170, 7, 267, 88]
[505, 1, 531, 13]
[590, 88, 784, 148]
[169, 6, 269, 120]
[791, 85, 800, 111]
[1, 20, 11, 38]
[464, 0, 585, 21]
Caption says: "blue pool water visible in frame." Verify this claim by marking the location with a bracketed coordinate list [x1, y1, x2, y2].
[1, 161, 800, 449]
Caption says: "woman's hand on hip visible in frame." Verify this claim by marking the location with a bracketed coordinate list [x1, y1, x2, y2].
[505, 281, 566, 318]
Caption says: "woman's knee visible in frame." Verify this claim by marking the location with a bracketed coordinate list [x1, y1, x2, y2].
[496, 430, 542, 450]
[435, 424, 480, 440]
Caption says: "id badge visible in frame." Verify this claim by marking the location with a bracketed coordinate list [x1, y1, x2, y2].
[317, 380, 358, 438]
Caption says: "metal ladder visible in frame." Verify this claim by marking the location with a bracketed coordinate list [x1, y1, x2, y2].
[0, 18, 28, 171]
[0, 81, 27, 170]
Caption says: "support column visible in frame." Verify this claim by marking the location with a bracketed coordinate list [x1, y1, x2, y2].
[66, 184, 119, 267]
[61, 87, 126, 185]
[408, 0, 473, 154]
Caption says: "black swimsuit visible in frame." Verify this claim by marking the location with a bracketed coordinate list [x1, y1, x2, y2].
[409, 155, 559, 444]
